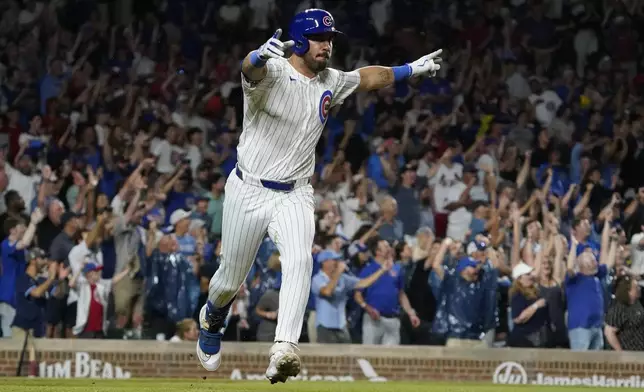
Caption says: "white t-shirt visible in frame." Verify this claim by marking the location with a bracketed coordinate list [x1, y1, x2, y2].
[186, 145, 202, 175]
[67, 241, 104, 304]
[529, 90, 563, 127]
[133, 52, 156, 77]
[248, 0, 275, 30]
[446, 182, 472, 241]
[506, 72, 531, 100]
[431, 163, 463, 213]
[338, 191, 379, 240]
[73, 279, 112, 336]
[153, 140, 185, 174]
[5, 164, 40, 213]
[429, 163, 463, 187]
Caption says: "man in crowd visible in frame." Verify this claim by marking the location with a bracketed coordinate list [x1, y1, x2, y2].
[311, 249, 392, 344]
[354, 238, 420, 345]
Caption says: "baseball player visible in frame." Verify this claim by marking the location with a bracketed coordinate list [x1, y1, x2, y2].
[196, 8, 442, 383]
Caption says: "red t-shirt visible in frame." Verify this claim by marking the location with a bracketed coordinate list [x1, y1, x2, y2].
[85, 284, 104, 333]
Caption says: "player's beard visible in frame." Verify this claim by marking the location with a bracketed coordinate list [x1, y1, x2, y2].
[304, 52, 330, 73]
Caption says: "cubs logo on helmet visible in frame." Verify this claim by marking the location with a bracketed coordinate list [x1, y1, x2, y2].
[289, 9, 342, 56]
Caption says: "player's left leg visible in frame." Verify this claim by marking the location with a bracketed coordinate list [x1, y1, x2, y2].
[264, 185, 316, 384]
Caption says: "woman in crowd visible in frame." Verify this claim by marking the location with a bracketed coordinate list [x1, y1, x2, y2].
[508, 262, 550, 348]
[536, 235, 569, 347]
[604, 275, 644, 351]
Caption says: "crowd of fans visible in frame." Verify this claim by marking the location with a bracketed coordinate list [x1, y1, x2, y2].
[1, 0, 644, 357]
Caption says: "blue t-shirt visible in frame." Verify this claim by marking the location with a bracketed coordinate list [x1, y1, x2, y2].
[358, 261, 404, 316]
[12, 273, 50, 337]
[0, 239, 26, 306]
[565, 264, 608, 329]
[510, 292, 549, 336]
[311, 272, 360, 330]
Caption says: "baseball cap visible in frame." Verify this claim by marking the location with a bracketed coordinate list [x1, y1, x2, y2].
[189, 218, 205, 232]
[60, 211, 82, 227]
[27, 247, 46, 261]
[83, 263, 103, 274]
[455, 257, 479, 274]
[317, 250, 343, 263]
[347, 241, 368, 258]
[512, 262, 534, 280]
[170, 209, 191, 226]
[466, 240, 488, 255]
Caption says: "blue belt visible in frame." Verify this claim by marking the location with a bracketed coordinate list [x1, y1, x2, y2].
[236, 167, 296, 192]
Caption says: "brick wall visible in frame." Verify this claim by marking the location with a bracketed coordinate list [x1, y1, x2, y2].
[2, 339, 644, 387]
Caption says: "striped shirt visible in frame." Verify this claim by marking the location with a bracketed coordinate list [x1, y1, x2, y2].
[238, 57, 361, 182]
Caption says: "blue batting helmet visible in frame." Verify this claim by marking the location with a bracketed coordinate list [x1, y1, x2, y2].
[289, 9, 342, 56]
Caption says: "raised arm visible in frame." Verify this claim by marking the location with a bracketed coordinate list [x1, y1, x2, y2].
[354, 261, 391, 289]
[510, 205, 522, 269]
[431, 238, 452, 280]
[599, 211, 612, 266]
[567, 236, 578, 276]
[241, 29, 294, 82]
[356, 50, 443, 92]
[573, 183, 593, 217]
[552, 235, 567, 283]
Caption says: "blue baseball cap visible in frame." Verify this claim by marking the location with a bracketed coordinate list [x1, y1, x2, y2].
[83, 263, 103, 274]
[455, 257, 479, 274]
[317, 250, 343, 263]
[467, 240, 488, 255]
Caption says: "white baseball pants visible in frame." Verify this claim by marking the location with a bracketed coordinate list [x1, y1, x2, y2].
[208, 171, 315, 344]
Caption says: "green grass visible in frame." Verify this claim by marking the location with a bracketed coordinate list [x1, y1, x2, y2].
[0, 379, 635, 392]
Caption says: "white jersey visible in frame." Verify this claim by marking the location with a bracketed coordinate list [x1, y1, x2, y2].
[238, 57, 361, 182]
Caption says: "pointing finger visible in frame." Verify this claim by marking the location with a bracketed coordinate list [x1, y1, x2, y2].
[282, 40, 295, 49]
[428, 49, 443, 58]
[273, 29, 282, 39]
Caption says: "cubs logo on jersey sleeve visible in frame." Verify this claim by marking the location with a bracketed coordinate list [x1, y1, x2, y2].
[318, 90, 333, 124]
